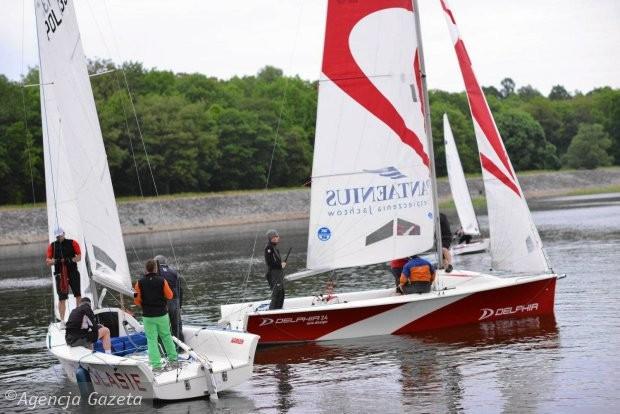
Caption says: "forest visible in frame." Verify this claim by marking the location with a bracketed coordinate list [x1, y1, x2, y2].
[0, 60, 618, 205]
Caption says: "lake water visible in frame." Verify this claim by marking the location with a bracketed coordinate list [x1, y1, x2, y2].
[1, 194, 619, 413]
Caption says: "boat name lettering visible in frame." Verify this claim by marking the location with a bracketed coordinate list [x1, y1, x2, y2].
[325, 179, 430, 207]
[479, 303, 539, 320]
[39, 0, 68, 41]
[90, 368, 147, 391]
[231, 337, 244, 344]
[259, 315, 328, 327]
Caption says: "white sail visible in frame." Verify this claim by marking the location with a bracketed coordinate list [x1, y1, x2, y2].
[440, 0, 549, 273]
[36, 0, 133, 317]
[307, 1, 434, 270]
[444, 114, 480, 236]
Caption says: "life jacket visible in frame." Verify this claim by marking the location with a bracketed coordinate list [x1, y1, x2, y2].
[50, 239, 78, 275]
[400, 258, 434, 284]
[138, 273, 168, 317]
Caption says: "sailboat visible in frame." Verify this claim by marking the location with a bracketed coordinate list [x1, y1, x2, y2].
[218, 0, 558, 344]
[443, 113, 489, 255]
[37, 0, 258, 400]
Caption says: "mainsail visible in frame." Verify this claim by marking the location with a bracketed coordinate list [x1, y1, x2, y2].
[444, 114, 480, 236]
[440, 0, 549, 273]
[307, 0, 434, 270]
[35, 0, 133, 320]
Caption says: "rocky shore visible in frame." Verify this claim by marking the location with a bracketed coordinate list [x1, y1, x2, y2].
[1, 168, 619, 246]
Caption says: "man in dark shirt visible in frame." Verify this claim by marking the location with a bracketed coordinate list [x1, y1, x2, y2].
[65, 297, 111, 353]
[134, 259, 177, 369]
[45, 227, 82, 321]
[439, 213, 454, 273]
[264, 229, 286, 310]
[154, 255, 184, 342]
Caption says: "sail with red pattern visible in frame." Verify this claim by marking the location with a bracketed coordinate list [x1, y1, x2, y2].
[440, 0, 549, 273]
[307, 0, 434, 270]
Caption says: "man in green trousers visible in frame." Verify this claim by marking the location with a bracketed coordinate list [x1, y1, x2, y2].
[134, 259, 177, 369]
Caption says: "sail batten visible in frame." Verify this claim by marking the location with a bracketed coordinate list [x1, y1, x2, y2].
[306, 1, 435, 270]
[440, 0, 549, 273]
[36, 0, 132, 315]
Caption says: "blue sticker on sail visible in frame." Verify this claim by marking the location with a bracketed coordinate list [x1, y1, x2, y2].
[317, 227, 331, 241]
[427, 212, 433, 219]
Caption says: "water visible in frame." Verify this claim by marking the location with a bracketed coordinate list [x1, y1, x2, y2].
[1, 194, 619, 413]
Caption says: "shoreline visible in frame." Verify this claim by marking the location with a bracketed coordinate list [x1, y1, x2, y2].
[1, 168, 619, 247]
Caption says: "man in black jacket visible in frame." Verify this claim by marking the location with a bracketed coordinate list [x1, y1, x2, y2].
[154, 255, 184, 342]
[264, 229, 286, 310]
[65, 297, 111, 353]
[45, 227, 82, 321]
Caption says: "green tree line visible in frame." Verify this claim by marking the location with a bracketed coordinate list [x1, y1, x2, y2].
[0, 61, 618, 205]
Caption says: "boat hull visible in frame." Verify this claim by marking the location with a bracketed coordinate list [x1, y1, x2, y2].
[221, 272, 556, 344]
[451, 238, 489, 255]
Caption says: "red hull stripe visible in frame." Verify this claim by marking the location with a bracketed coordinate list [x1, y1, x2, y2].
[393, 277, 556, 334]
[480, 153, 521, 197]
[247, 302, 403, 343]
[322, 0, 430, 167]
[453, 39, 515, 181]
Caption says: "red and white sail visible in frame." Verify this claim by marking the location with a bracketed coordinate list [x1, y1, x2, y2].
[440, 0, 549, 273]
[307, 0, 434, 270]
[36, 0, 132, 318]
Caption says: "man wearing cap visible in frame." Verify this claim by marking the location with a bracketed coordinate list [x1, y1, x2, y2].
[46, 227, 82, 321]
[264, 229, 286, 310]
[65, 297, 112, 353]
[154, 255, 184, 342]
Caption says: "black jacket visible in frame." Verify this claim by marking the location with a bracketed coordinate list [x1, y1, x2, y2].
[160, 264, 182, 306]
[65, 303, 96, 341]
[49, 239, 79, 275]
[136, 273, 170, 317]
[264, 242, 282, 271]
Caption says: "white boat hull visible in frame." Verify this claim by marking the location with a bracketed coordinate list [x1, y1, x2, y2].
[220, 271, 557, 344]
[48, 308, 259, 400]
[451, 238, 490, 256]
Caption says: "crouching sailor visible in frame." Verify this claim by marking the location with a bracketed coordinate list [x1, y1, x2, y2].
[398, 255, 436, 294]
[134, 259, 178, 369]
[65, 297, 112, 353]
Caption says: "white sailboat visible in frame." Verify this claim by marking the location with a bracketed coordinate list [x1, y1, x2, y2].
[37, 0, 258, 400]
[219, 0, 558, 344]
[443, 113, 489, 255]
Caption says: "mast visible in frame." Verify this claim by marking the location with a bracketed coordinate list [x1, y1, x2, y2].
[412, 0, 443, 268]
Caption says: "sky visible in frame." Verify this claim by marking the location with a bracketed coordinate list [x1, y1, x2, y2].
[0, 0, 618, 94]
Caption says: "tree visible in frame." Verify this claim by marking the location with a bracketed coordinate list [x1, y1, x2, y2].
[548, 85, 571, 100]
[500, 77, 515, 98]
[495, 109, 559, 170]
[562, 123, 613, 169]
[517, 85, 542, 100]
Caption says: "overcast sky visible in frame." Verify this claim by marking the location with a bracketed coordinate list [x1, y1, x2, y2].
[1, 0, 618, 94]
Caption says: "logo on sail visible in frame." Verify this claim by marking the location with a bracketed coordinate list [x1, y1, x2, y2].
[317, 227, 331, 241]
[363, 166, 407, 180]
[366, 218, 420, 246]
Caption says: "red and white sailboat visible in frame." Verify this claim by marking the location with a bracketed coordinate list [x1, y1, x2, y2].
[443, 114, 489, 256]
[219, 0, 558, 344]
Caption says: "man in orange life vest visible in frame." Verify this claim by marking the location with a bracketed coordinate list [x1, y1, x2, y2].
[46, 227, 82, 321]
[398, 255, 436, 294]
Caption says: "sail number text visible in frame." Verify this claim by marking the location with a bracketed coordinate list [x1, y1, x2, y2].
[40, 0, 68, 41]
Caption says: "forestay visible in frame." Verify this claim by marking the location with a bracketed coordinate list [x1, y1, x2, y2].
[444, 114, 480, 236]
[440, 0, 549, 273]
[36, 0, 133, 310]
[307, 0, 434, 270]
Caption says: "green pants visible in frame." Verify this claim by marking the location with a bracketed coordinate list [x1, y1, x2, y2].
[143, 314, 178, 368]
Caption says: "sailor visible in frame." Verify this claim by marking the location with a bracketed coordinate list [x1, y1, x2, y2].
[45, 227, 82, 321]
[154, 255, 184, 342]
[389, 258, 409, 287]
[440, 213, 454, 273]
[65, 297, 111, 353]
[264, 229, 286, 310]
[398, 255, 436, 294]
[134, 259, 178, 370]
